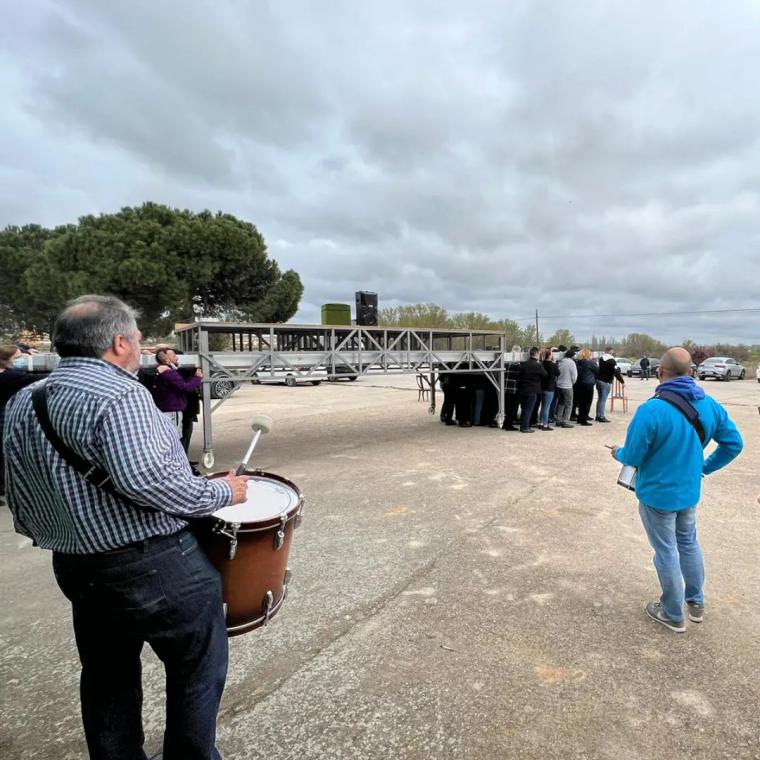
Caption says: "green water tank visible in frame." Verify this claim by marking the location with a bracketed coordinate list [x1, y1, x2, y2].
[321, 303, 352, 325]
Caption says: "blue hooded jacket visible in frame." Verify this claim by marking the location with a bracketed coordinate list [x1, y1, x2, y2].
[614, 376, 743, 510]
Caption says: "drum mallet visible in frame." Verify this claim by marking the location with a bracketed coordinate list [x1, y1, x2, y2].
[235, 415, 274, 475]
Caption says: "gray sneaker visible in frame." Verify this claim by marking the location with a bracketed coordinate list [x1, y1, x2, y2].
[687, 602, 704, 623]
[645, 602, 686, 633]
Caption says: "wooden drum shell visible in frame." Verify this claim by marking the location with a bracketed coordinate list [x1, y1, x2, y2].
[203, 469, 303, 637]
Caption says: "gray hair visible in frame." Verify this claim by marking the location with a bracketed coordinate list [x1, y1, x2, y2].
[53, 295, 140, 358]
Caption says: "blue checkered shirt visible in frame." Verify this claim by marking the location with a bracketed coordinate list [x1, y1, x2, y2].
[3, 357, 232, 554]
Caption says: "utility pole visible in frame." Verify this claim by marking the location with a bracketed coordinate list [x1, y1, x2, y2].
[535, 309, 540, 344]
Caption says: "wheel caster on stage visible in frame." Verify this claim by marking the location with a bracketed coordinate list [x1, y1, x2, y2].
[202, 451, 215, 469]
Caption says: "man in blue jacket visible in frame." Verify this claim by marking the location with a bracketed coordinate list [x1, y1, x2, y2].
[611, 347, 743, 633]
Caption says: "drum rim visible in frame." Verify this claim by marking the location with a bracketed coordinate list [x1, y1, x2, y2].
[207, 468, 304, 529]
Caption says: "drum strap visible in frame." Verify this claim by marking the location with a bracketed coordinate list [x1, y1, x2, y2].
[32, 383, 125, 501]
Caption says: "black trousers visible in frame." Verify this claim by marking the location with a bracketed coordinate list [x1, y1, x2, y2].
[503, 393, 519, 428]
[440, 384, 456, 422]
[53, 530, 228, 760]
[454, 385, 473, 425]
[181, 412, 196, 453]
[576, 383, 595, 424]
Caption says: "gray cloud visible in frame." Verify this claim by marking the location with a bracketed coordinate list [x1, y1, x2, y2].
[2, 0, 760, 343]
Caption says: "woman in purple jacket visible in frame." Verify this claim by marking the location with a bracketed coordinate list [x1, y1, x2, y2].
[154, 348, 203, 451]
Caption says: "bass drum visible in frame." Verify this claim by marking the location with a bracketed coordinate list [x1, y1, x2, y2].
[202, 469, 303, 637]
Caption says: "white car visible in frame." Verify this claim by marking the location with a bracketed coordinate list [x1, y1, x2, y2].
[254, 368, 327, 386]
[615, 359, 632, 375]
[697, 357, 746, 381]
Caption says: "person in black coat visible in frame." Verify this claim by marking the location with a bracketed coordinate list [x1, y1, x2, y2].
[575, 349, 599, 426]
[538, 348, 561, 431]
[439, 365, 456, 425]
[517, 347, 548, 433]
[0, 346, 38, 500]
[454, 373, 473, 427]
[596, 349, 625, 422]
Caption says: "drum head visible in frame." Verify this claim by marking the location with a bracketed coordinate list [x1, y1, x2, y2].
[212, 476, 300, 524]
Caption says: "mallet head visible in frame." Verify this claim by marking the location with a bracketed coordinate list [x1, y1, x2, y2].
[251, 415, 273, 434]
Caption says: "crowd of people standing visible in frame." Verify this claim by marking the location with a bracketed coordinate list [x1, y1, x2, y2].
[439, 345, 627, 432]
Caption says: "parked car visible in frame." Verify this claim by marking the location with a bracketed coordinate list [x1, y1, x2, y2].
[628, 358, 660, 377]
[328, 363, 368, 381]
[254, 368, 326, 386]
[756, 365, 760, 383]
[697, 357, 745, 381]
[209, 372, 238, 399]
[615, 359, 632, 375]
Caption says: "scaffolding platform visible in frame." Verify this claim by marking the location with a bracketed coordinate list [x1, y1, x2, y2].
[174, 322, 515, 468]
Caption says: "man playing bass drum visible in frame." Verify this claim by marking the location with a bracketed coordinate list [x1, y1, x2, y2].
[3, 294, 251, 760]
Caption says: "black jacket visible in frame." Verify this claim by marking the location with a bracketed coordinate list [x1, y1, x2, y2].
[598, 356, 624, 384]
[0, 369, 38, 412]
[541, 360, 560, 391]
[576, 359, 599, 386]
[519, 358, 548, 395]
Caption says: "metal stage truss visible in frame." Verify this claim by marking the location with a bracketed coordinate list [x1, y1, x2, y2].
[175, 322, 518, 468]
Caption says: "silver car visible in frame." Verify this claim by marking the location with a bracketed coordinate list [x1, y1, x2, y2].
[697, 357, 746, 381]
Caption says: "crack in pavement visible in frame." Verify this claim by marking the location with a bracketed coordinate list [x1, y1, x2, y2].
[220, 507, 510, 718]
[220, 442, 598, 720]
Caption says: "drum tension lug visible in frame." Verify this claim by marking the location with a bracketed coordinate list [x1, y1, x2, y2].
[283, 568, 292, 600]
[274, 514, 287, 550]
[214, 520, 241, 560]
[263, 590, 274, 624]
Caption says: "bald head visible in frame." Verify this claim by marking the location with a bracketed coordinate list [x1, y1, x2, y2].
[659, 347, 692, 379]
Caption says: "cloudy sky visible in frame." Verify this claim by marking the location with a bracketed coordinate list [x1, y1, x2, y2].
[3, 1, 760, 343]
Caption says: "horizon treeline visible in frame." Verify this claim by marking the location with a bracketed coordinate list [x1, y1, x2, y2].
[378, 303, 759, 363]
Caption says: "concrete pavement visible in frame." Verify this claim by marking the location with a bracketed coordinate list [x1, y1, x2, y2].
[1, 374, 759, 759]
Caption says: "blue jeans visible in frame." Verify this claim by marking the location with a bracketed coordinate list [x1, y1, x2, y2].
[53, 529, 228, 760]
[595, 380, 611, 420]
[549, 391, 559, 421]
[540, 390, 555, 426]
[638, 504, 704, 622]
[519, 392, 538, 430]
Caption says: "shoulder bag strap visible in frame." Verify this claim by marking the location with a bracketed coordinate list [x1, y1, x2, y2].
[654, 389, 707, 446]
